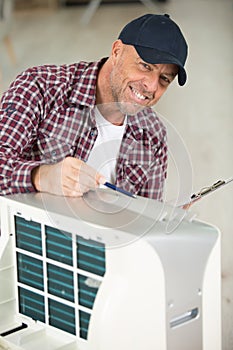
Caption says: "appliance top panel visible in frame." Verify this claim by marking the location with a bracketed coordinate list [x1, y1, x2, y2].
[0, 190, 218, 241]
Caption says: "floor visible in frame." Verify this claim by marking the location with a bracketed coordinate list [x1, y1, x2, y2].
[0, 0, 232, 349]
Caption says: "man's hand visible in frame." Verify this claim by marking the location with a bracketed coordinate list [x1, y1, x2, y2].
[182, 197, 201, 210]
[31, 157, 106, 197]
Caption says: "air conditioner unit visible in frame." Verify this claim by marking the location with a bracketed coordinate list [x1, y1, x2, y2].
[0, 190, 221, 350]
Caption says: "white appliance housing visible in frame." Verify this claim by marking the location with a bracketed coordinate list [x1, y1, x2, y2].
[0, 190, 221, 350]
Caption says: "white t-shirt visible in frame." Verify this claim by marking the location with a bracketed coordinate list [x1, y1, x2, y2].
[86, 108, 126, 183]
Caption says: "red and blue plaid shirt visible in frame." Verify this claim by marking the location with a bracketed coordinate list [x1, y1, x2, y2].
[0, 59, 167, 199]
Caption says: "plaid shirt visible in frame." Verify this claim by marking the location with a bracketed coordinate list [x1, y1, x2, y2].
[0, 59, 167, 199]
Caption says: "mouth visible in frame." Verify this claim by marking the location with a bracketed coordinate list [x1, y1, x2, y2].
[130, 86, 152, 103]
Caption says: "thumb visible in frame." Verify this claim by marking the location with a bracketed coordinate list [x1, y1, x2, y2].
[96, 173, 106, 186]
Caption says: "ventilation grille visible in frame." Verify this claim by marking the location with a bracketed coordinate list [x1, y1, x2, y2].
[14, 215, 106, 340]
[18, 287, 45, 323]
[79, 310, 91, 340]
[15, 217, 42, 255]
[17, 252, 44, 291]
[46, 226, 73, 266]
[49, 299, 76, 335]
[78, 274, 100, 309]
[47, 263, 74, 302]
[77, 236, 106, 276]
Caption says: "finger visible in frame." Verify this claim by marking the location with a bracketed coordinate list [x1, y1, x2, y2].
[63, 175, 92, 195]
[64, 169, 96, 192]
[77, 170, 106, 190]
[182, 196, 201, 210]
[76, 162, 106, 186]
[65, 158, 106, 187]
[182, 203, 192, 210]
[61, 183, 85, 197]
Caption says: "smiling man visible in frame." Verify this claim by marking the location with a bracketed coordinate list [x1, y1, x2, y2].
[0, 14, 188, 199]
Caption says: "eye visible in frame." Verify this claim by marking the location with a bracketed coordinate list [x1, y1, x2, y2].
[139, 62, 152, 71]
[160, 75, 171, 86]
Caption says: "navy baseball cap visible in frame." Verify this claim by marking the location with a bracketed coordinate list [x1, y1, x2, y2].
[118, 14, 188, 86]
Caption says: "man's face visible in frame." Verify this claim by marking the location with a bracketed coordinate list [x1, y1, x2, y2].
[109, 40, 178, 112]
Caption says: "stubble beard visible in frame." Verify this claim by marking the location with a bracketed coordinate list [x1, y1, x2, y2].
[110, 72, 144, 116]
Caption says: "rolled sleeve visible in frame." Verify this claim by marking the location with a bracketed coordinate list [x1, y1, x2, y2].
[0, 159, 41, 195]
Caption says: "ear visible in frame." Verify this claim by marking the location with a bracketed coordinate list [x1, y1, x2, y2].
[111, 40, 124, 63]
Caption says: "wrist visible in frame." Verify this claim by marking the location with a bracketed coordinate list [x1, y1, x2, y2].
[31, 166, 41, 191]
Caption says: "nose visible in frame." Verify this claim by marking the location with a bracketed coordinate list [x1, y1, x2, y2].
[142, 73, 159, 93]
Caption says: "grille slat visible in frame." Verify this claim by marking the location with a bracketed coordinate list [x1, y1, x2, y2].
[78, 258, 105, 274]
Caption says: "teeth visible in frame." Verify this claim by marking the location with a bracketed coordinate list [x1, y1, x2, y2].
[131, 87, 146, 100]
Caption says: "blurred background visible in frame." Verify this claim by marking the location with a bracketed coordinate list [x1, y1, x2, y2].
[0, 0, 232, 349]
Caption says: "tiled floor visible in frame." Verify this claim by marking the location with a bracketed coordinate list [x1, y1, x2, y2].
[0, 0, 233, 349]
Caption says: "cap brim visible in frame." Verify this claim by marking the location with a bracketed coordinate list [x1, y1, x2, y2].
[134, 45, 187, 86]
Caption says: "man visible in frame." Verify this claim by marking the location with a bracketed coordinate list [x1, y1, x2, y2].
[0, 14, 188, 200]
